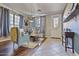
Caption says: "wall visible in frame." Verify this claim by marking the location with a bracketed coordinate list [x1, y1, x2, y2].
[63, 15, 79, 54]
[63, 3, 73, 20]
[45, 14, 62, 38]
[45, 15, 51, 37]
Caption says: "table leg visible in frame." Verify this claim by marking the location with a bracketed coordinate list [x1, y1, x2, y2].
[72, 38, 74, 53]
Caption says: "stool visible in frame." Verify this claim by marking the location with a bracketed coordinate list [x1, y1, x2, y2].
[65, 32, 74, 53]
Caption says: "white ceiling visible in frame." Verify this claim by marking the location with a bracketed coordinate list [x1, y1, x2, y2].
[0, 3, 66, 16]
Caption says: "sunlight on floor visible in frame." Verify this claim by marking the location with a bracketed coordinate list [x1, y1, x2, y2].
[32, 38, 78, 56]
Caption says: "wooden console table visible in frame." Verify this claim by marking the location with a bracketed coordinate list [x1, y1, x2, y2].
[64, 32, 75, 53]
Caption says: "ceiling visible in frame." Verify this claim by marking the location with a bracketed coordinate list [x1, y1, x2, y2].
[0, 3, 66, 16]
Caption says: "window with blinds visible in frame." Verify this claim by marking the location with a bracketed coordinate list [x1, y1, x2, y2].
[9, 14, 20, 30]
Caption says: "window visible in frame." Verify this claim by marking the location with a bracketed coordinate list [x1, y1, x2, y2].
[9, 14, 14, 30]
[35, 17, 40, 28]
[53, 17, 59, 28]
[9, 14, 20, 30]
[15, 15, 20, 27]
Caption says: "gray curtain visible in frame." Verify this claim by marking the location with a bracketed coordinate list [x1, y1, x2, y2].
[1, 7, 9, 37]
[13, 14, 15, 26]
[0, 7, 2, 36]
[40, 16, 46, 34]
[19, 15, 23, 28]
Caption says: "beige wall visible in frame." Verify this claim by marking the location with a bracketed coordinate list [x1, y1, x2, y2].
[45, 14, 62, 38]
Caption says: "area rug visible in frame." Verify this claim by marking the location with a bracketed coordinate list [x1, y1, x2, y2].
[27, 42, 38, 48]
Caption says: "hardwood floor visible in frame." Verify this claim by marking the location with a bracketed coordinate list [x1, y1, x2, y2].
[15, 38, 46, 56]
[0, 40, 39, 56]
[0, 37, 45, 56]
[0, 37, 78, 56]
[0, 40, 13, 56]
[32, 38, 78, 56]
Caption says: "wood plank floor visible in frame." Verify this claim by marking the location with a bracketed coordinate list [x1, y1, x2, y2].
[0, 37, 78, 56]
[14, 37, 46, 56]
[0, 40, 40, 56]
[32, 38, 78, 56]
[0, 37, 46, 56]
[0, 40, 13, 56]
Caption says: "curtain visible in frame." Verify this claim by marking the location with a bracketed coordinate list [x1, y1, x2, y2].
[1, 7, 9, 37]
[13, 14, 15, 26]
[32, 17, 35, 28]
[40, 16, 46, 34]
[0, 7, 2, 36]
[19, 15, 23, 28]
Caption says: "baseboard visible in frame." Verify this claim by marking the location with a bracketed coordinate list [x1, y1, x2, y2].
[51, 37, 61, 39]
[74, 50, 79, 56]
[44, 36, 61, 39]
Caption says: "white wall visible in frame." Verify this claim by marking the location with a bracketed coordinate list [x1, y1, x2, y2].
[45, 14, 62, 38]
[45, 15, 51, 37]
[64, 15, 79, 34]
[63, 14, 79, 54]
